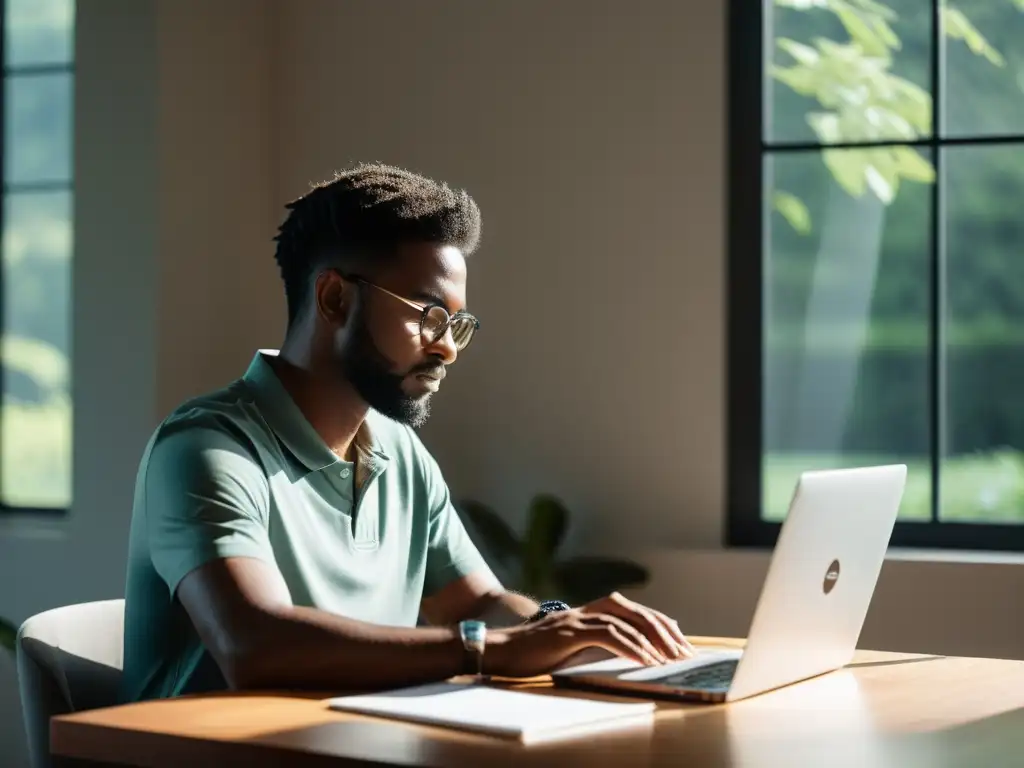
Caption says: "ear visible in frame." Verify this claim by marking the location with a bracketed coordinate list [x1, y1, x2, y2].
[313, 270, 351, 326]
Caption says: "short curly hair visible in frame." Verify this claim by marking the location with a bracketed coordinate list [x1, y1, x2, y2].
[273, 162, 482, 326]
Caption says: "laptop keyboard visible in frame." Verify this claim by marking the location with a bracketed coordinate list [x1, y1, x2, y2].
[659, 659, 738, 690]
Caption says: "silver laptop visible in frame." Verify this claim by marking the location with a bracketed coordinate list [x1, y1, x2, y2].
[552, 464, 907, 704]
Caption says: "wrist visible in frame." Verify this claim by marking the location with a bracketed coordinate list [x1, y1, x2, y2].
[525, 600, 571, 624]
[457, 620, 487, 677]
[481, 628, 511, 676]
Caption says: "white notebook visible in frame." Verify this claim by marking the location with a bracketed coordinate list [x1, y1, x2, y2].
[328, 681, 656, 744]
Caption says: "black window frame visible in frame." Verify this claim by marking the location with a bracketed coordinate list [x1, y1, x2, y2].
[727, 0, 1024, 551]
[0, 3, 75, 516]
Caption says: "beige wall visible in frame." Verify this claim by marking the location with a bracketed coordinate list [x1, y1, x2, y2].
[155, 0, 280, 415]
[277, 0, 727, 552]
[1, 0, 1023, 765]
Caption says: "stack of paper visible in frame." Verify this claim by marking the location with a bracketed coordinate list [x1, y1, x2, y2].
[328, 681, 656, 744]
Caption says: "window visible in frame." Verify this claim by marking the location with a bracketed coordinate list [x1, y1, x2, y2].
[728, 0, 1024, 550]
[1, 0, 73, 512]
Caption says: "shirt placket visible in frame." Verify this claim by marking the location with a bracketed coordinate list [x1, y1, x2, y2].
[351, 448, 386, 549]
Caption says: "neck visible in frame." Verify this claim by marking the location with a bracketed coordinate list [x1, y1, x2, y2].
[272, 338, 367, 461]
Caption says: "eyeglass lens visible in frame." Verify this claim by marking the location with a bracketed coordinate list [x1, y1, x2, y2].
[422, 305, 476, 350]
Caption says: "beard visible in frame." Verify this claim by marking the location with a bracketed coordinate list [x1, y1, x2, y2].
[339, 311, 436, 428]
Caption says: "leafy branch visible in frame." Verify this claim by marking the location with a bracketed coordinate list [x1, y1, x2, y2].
[771, 0, 1012, 233]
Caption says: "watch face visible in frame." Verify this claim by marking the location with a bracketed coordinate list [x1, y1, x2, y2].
[459, 620, 486, 650]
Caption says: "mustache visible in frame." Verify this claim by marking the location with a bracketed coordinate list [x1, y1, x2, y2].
[409, 363, 446, 380]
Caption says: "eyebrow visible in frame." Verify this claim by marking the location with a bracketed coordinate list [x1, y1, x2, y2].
[412, 291, 452, 310]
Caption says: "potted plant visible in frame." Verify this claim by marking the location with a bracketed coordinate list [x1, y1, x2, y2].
[457, 493, 649, 605]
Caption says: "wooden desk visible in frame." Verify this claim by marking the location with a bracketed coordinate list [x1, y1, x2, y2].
[51, 637, 1024, 768]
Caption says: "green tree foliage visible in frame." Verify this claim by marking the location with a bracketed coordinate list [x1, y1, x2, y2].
[770, 0, 1008, 229]
[763, 0, 1024, 474]
[767, 0, 1024, 346]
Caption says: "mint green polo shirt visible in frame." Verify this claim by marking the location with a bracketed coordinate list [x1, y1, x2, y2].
[120, 350, 494, 702]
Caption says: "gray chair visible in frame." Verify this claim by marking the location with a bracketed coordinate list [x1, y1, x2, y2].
[16, 599, 125, 768]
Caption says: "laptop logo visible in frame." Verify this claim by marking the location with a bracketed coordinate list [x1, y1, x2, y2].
[823, 559, 840, 594]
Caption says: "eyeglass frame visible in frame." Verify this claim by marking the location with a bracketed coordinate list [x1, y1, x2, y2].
[335, 271, 481, 351]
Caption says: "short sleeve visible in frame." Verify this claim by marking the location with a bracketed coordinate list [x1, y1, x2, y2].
[142, 426, 275, 597]
[415, 437, 497, 597]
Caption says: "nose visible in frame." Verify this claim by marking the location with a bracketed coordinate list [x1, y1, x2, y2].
[426, 326, 458, 365]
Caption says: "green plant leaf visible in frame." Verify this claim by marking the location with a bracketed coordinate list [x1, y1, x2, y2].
[941, 5, 1005, 67]
[866, 164, 895, 203]
[552, 557, 650, 606]
[864, 150, 897, 203]
[892, 146, 935, 183]
[776, 37, 820, 67]
[807, 112, 841, 143]
[823, 148, 868, 197]
[833, 3, 890, 58]
[868, 14, 900, 49]
[525, 494, 568, 558]
[0, 617, 17, 654]
[456, 499, 521, 564]
[770, 64, 822, 97]
[846, 0, 898, 20]
[772, 190, 812, 234]
[890, 81, 932, 134]
[522, 494, 569, 594]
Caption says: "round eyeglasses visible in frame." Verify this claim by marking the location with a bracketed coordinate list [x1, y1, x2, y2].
[352, 277, 480, 351]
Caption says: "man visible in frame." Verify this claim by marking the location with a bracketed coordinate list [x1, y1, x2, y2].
[120, 163, 692, 702]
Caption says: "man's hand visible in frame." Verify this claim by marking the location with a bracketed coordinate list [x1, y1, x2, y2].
[579, 592, 694, 661]
[485, 592, 693, 679]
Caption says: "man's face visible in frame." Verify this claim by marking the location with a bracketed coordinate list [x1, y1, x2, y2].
[334, 243, 469, 427]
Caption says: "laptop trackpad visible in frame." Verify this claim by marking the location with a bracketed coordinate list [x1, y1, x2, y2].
[555, 648, 743, 682]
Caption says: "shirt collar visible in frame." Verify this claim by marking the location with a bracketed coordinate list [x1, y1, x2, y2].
[242, 349, 389, 475]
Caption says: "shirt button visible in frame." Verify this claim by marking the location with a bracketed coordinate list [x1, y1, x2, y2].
[339, 468, 351, 479]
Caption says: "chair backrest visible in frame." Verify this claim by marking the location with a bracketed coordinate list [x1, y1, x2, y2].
[16, 599, 125, 768]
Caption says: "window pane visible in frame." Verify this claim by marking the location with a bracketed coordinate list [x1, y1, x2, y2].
[941, 145, 1024, 522]
[4, 0, 74, 68]
[763, 147, 932, 521]
[942, 2, 1024, 137]
[766, 0, 932, 145]
[2, 191, 71, 508]
[5, 72, 72, 186]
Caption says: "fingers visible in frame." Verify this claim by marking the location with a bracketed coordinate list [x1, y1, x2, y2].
[582, 613, 665, 666]
[605, 625, 661, 667]
[633, 601, 695, 658]
[654, 611, 696, 657]
[600, 594, 694, 660]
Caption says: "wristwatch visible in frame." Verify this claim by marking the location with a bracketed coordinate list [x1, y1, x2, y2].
[458, 619, 487, 678]
[526, 600, 571, 623]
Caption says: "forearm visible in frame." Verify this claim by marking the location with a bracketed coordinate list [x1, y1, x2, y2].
[226, 604, 471, 691]
[472, 590, 540, 627]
